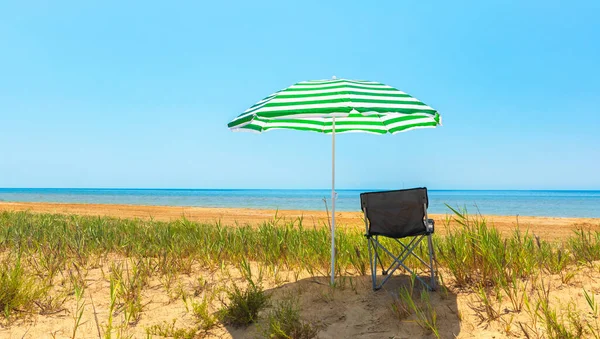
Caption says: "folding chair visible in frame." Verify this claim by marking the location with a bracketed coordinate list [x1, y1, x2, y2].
[360, 187, 437, 291]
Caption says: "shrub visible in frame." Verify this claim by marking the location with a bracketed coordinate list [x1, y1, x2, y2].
[218, 282, 269, 327]
[265, 298, 317, 339]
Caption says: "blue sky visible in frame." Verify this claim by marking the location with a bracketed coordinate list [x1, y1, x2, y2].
[1, 1, 599, 190]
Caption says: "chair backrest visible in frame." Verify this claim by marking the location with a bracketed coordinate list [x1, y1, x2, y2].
[360, 187, 429, 239]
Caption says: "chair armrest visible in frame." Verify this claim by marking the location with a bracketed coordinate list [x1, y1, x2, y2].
[426, 219, 435, 234]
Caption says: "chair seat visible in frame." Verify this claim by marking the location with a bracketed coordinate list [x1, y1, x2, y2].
[366, 218, 435, 240]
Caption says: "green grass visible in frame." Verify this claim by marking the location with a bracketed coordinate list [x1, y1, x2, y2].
[1, 209, 598, 287]
[1, 210, 598, 284]
[436, 206, 600, 290]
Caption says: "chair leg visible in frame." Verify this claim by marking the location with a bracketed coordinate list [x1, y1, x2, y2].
[375, 236, 387, 275]
[427, 233, 436, 291]
[373, 235, 436, 291]
[368, 234, 437, 291]
[367, 237, 378, 290]
[395, 238, 430, 268]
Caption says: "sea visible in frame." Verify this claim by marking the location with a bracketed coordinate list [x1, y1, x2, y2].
[0, 188, 599, 218]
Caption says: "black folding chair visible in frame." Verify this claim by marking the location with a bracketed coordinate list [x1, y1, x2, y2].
[360, 187, 437, 291]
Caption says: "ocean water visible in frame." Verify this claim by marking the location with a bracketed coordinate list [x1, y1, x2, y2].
[0, 188, 599, 218]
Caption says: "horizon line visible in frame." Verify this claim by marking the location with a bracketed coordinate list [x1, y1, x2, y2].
[1, 187, 599, 192]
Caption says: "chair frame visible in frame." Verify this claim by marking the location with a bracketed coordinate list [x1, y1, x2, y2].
[363, 202, 437, 291]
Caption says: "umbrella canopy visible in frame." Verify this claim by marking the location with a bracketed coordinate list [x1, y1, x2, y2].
[228, 78, 441, 133]
[227, 78, 441, 285]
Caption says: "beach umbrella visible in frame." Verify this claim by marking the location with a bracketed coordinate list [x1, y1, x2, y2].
[227, 78, 441, 285]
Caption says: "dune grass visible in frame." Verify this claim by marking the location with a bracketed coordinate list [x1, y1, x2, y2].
[263, 296, 318, 339]
[0, 254, 44, 319]
[1, 210, 599, 285]
[1, 209, 600, 337]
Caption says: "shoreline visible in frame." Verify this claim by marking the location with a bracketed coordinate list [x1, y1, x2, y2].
[1, 201, 599, 240]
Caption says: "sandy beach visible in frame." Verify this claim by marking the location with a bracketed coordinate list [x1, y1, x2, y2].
[1, 201, 599, 241]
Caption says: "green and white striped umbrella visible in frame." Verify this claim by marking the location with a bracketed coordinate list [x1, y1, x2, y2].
[227, 78, 441, 133]
[227, 78, 441, 285]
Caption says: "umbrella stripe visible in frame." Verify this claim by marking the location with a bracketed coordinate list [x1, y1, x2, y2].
[389, 121, 438, 134]
[268, 95, 421, 104]
[251, 114, 432, 126]
[231, 107, 438, 125]
[289, 82, 392, 90]
[249, 94, 278, 107]
[266, 127, 389, 134]
[234, 116, 438, 132]
[297, 79, 381, 85]
[275, 91, 412, 99]
[242, 100, 435, 117]
[236, 123, 263, 132]
[255, 102, 434, 112]
[245, 95, 277, 111]
[263, 98, 428, 107]
[232, 119, 437, 134]
[276, 87, 407, 96]
[286, 83, 397, 92]
[294, 79, 387, 85]
[262, 126, 327, 133]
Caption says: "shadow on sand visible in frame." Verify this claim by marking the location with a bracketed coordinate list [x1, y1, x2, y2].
[225, 273, 460, 338]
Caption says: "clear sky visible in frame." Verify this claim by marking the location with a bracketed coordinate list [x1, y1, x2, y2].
[1, 1, 599, 190]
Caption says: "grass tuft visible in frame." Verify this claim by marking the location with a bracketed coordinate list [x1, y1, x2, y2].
[191, 295, 218, 331]
[145, 319, 197, 339]
[264, 297, 318, 339]
[218, 282, 269, 328]
[0, 255, 43, 319]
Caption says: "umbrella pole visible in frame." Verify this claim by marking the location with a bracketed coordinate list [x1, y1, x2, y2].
[331, 116, 336, 286]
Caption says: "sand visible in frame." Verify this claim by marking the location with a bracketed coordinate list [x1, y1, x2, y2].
[0, 260, 461, 338]
[1, 256, 600, 339]
[1, 201, 599, 241]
